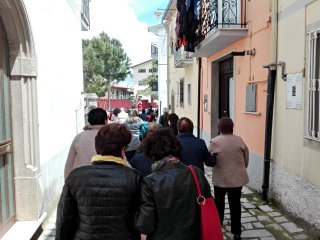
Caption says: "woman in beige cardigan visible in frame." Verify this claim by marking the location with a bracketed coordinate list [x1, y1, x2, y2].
[208, 117, 249, 240]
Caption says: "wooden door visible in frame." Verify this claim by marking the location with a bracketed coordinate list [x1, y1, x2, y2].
[219, 58, 234, 118]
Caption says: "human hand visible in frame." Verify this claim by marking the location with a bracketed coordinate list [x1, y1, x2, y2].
[140, 234, 147, 240]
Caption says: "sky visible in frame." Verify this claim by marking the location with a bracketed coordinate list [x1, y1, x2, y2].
[82, 0, 169, 67]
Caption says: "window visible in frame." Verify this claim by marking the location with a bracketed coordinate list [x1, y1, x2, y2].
[180, 79, 184, 107]
[138, 68, 146, 73]
[306, 30, 320, 141]
[188, 84, 191, 105]
[149, 68, 157, 73]
[151, 81, 158, 91]
[139, 80, 146, 86]
[151, 44, 158, 59]
[245, 84, 257, 112]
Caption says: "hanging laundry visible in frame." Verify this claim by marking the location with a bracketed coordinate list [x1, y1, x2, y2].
[186, 0, 192, 10]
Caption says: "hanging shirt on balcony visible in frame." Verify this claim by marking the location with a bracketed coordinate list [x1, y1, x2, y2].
[175, 13, 187, 50]
[177, 0, 187, 38]
[185, 0, 198, 52]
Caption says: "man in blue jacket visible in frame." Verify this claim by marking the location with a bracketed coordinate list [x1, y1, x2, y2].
[176, 117, 216, 171]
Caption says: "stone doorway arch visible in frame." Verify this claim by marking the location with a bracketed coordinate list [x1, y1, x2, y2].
[0, 0, 42, 237]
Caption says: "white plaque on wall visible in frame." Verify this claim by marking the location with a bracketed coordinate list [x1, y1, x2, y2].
[286, 72, 302, 109]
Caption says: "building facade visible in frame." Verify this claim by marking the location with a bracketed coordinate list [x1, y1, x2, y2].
[148, 24, 168, 116]
[0, 0, 89, 238]
[132, 59, 156, 103]
[163, 1, 199, 129]
[97, 85, 134, 110]
[193, 0, 271, 195]
[270, 0, 320, 230]
[109, 85, 134, 100]
[163, 0, 320, 232]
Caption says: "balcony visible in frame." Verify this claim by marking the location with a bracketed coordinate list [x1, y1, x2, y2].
[193, 0, 248, 57]
[174, 47, 193, 68]
[81, 0, 90, 31]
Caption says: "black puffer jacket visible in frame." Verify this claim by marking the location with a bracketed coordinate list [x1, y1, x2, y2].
[135, 161, 212, 240]
[56, 162, 142, 240]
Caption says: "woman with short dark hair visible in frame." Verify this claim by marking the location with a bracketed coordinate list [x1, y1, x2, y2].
[168, 113, 179, 135]
[135, 128, 212, 240]
[218, 115, 234, 134]
[56, 123, 142, 240]
[208, 117, 249, 240]
[111, 107, 121, 123]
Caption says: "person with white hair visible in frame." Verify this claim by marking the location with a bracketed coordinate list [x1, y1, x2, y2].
[124, 110, 143, 161]
[158, 107, 169, 127]
[118, 107, 129, 124]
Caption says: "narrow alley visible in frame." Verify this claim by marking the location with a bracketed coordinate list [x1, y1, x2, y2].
[1, 0, 320, 239]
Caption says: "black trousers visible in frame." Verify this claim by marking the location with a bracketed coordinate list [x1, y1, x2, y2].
[214, 186, 242, 235]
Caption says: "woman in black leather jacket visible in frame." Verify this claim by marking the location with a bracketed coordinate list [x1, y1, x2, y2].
[56, 124, 142, 240]
[135, 128, 212, 240]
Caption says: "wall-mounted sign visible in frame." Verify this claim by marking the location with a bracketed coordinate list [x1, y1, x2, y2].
[286, 72, 302, 109]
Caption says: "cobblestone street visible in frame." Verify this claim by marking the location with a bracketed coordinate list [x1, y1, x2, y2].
[37, 168, 319, 240]
[204, 168, 319, 240]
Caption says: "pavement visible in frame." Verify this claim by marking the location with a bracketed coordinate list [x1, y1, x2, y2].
[37, 168, 319, 240]
[203, 167, 319, 240]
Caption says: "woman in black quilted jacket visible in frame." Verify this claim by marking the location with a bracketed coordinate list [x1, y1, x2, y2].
[135, 128, 212, 240]
[56, 123, 142, 240]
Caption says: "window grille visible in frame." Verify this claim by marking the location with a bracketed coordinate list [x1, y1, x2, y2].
[180, 79, 184, 107]
[176, 82, 179, 107]
[138, 69, 146, 73]
[306, 29, 320, 141]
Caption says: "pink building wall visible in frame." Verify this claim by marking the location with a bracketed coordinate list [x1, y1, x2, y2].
[201, 0, 271, 156]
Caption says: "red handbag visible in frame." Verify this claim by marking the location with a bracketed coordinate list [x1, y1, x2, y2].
[188, 166, 224, 240]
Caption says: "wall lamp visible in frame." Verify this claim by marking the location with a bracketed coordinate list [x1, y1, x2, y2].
[154, 8, 176, 18]
[231, 51, 245, 56]
[232, 48, 256, 57]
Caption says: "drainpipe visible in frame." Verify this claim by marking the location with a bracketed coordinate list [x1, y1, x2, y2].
[197, 58, 202, 138]
[262, 0, 278, 201]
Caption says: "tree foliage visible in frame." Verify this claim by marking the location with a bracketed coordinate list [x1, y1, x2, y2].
[82, 32, 131, 97]
[137, 59, 158, 100]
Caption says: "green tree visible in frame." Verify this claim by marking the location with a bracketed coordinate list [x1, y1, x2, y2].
[137, 59, 158, 100]
[83, 32, 131, 97]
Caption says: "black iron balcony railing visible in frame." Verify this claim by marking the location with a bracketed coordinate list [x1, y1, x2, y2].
[197, 0, 247, 43]
[81, 0, 90, 31]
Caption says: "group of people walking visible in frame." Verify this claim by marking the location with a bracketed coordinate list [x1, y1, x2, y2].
[57, 107, 249, 240]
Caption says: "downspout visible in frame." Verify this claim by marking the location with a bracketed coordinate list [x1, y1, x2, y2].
[262, 0, 278, 201]
[197, 58, 202, 137]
